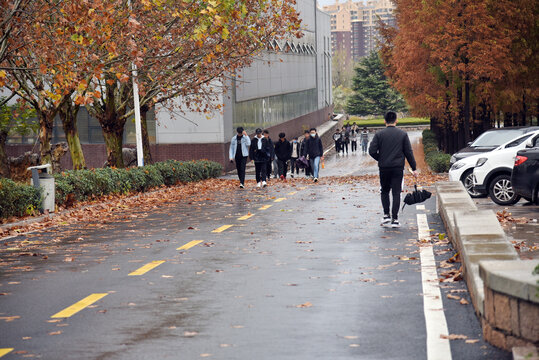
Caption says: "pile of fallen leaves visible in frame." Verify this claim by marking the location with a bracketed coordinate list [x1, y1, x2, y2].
[496, 210, 528, 225]
[0, 178, 238, 239]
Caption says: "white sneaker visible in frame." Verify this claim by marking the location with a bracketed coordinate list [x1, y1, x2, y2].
[257, 182, 261, 188]
[391, 219, 401, 228]
[381, 215, 391, 226]
[239, 184, 244, 189]
[262, 181, 267, 187]
[314, 178, 318, 183]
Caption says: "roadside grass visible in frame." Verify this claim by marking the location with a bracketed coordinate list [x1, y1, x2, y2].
[344, 117, 430, 127]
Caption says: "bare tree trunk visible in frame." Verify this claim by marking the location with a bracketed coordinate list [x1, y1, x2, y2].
[0, 130, 10, 178]
[37, 110, 54, 165]
[140, 105, 153, 165]
[59, 102, 85, 170]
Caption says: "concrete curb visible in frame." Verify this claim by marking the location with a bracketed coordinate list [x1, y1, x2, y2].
[436, 181, 539, 352]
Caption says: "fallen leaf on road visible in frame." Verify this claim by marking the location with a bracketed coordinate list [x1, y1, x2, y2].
[460, 298, 469, 305]
[231, 325, 244, 329]
[343, 336, 358, 340]
[296, 302, 313, 308]
[465, 339, 479, 344]
[440, 334, 467, 340]
[22, 337, 31, 340]
[48, 331, 62, 335]
[183, 331, 198, 337]
[161, 275, 174, 278]
[200, 354, 212, 357]
[64, 257, 74, 262]
[447, 294, 460, 300]
[349, 344, 360, 348]
[220, 344, 231, 348]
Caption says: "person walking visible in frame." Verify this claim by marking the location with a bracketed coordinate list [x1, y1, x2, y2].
[274, 132, 292, 180]
[360, 127, 369, 154]
[342, 128, 350, 155]
[263, 130, 275, 181]
[369, 112, 418, 228]
[305, 128, 324, 182]
[333, 128, 342, 155]
[300, 130, 312, 177]
[229, 127, 251, 188]
[290, 137, 301, 178]
[350, 130, 358, 153]
[250, 128, 271, 188]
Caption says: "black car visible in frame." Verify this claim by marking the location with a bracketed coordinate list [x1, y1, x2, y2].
[512, 144, 539, 204]
[450, 127, 539, 165]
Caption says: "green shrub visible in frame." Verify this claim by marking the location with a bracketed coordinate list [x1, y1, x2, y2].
[0, 178, 42, 218]
[422, 129, 451, 173]
[53, 160, 222, 207]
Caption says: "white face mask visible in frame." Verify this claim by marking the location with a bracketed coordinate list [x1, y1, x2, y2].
[310, 133, 316, 137]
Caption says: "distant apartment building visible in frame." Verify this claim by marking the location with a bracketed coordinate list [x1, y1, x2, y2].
[323, 0, 396, 61]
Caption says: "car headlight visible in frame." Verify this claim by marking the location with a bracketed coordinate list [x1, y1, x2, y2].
[451, 162, 465, 170]
[450, 155, 457, 164]
[475, 158, 488, 167]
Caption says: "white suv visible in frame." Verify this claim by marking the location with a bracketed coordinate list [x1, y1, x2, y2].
[473, 130, 539, 205]
[449, 153, 485, 197]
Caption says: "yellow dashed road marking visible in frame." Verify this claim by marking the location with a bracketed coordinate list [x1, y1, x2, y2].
[128, 260, 165, 276]
[51, 293, 108, 318]
[238, 214, 254, 221]
[288, 191, 297, 195]
[212, 225, 233, 233]
[0, 349, 13, 358]
[177, 240, 203, 251]
[274, 198, 286, 203]
[259, 205, 272, 210]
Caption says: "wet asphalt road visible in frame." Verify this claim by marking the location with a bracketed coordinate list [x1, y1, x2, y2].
[0, 133, 511, 360]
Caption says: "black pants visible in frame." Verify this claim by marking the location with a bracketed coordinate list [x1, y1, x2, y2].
[290, 158, 299, 174]
[351, 141, 357, 152]
[235, 156, 247, 185]
[255, 162, 267, 183]
[342, 142, 349, 154]
[277, 159, 288, 178]
[266, 160, 273, 180]
[335, 141, 341, 153]
[379, 167, 404, 220]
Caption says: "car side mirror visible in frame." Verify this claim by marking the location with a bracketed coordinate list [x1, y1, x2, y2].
[467, 142, 473, 146]
[525, 138, 534, 148]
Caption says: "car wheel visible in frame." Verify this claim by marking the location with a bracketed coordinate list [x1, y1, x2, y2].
[461, 170, 484, 198]
[488, 174, 521, 205]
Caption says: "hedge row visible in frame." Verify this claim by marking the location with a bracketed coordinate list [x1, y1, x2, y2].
[422, 129, 451, 173]
[0, 178, 42, 218]
[0, 160, 222, 219]
[54, 160, 223, 205]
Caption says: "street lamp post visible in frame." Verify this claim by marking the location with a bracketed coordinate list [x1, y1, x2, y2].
[128, 0, 144, 167]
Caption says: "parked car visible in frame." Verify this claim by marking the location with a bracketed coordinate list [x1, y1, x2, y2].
[512, 145, 539, 204]
[449, 153, 485, 197]
[450, 127, 539, 166]
[473, 130, 539, 205]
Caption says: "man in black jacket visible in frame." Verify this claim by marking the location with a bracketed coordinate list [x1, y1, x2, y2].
[250, 128, 271, 188]
[274, 132, 292, 180]
[263, 129, 275, 181]
[369, 112, 418, 228]
[305, 128, 324, 183]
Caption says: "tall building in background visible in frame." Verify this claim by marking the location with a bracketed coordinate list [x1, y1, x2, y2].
[323, 0, 396, 61]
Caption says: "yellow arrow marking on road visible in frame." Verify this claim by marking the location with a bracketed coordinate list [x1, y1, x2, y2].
[177, 240, 203, 251]
[288, 191, 297, 195]
[238, 214, 254, 221]
[0, 349, 13, 358]
[259, 205, 272, 210]
[212, 225, 233, 233]
[128, 260, 165, 276]
[274, 198, 286, 203]
[51, 293, 108, 318]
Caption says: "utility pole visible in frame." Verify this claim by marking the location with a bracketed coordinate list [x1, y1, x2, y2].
[128, 0, 144, 167]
